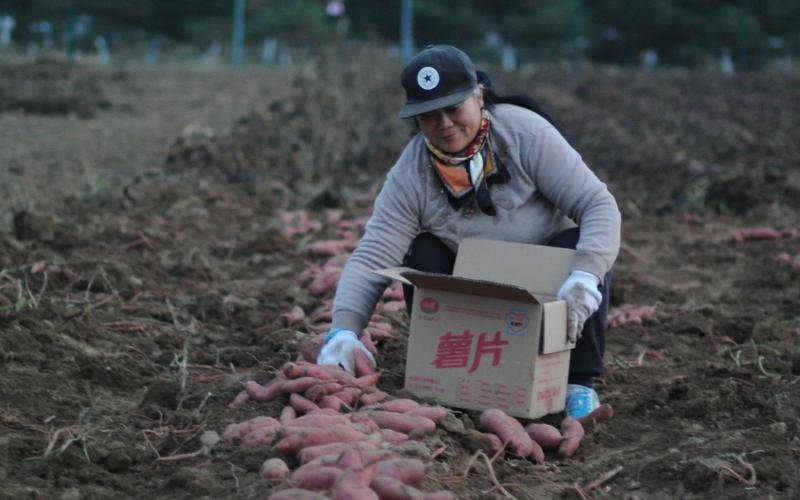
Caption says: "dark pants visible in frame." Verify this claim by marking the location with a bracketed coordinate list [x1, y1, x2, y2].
[402, 230, 611, 387]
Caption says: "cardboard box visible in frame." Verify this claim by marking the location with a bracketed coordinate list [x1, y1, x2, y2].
[374, 238, 576, 419]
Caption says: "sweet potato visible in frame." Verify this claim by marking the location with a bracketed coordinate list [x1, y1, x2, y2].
[229, 390, 250, 408]
[267, 489, 329, 500]
[332, 387, 362, 407]
[380, 429, 409, 445]
[377, 399, 420, 413]
[282, 377, 326, 395]
[350, 412, 380, 433]
[241, 426, 278, 447]
[525, 423, 562, 450]
[330, 464, 379, 500]
[320, 395, 349, 411]
[299, 441, 379, 464]
[368, 411, 436, 435]
[335, 448, 365, 469]
[354, 348, 376, 375]
[280, 406, 297, 424]
[290, 465, 343, 490]
[370, 476, 425, 500]
[304, 384, 327, 403]
[558, 417, 585, 458]
[260, 458, 289, 481]
[223, 416, 280, 442]
[288, 414, 351, 428]
[360, 390, 388, 406]
[304, 365, 335, 381]
[374, 458, 427, 487]
[363, 449, 398, 465]
[290, 393, 321, 414]
[273, 425, 368, 454]
[354, 372, 382, 389]
[404, 406, 448, 423]
[578, 403, 614, 423]
[282, 362, 305, 379]
[245, 379, 284, 402]
[479, 409, 540, 460]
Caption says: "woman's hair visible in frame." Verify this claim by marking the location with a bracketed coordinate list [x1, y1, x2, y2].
[477, 70, 562, 135]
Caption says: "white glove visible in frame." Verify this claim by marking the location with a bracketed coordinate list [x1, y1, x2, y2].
[557, 271, 602, 343]
[316, 329, 376, 375]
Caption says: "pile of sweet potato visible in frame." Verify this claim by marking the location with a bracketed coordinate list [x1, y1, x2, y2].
[225, 361, 456, 498]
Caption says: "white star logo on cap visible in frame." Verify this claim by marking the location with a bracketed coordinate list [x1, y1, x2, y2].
[417, 66, 439, 90]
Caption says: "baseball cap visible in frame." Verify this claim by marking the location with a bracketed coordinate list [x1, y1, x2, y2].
[399, 45, 478, 119]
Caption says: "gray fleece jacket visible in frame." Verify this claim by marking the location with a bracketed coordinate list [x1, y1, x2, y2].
[331, 103, 621, 333]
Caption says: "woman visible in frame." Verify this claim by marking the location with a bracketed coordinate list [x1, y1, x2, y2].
[317, 45, 621, 419]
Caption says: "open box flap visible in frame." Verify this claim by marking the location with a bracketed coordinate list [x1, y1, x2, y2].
[453, 238, 575, 296]
[372, 266, 416, 286]
[402, 271, 538, 303]
[540, 300, 575, 353]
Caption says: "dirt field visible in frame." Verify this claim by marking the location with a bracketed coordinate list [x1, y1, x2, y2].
[1, 53, 799, 499]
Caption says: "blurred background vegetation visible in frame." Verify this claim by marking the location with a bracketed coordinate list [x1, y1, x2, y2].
[0, 0, 798, 69]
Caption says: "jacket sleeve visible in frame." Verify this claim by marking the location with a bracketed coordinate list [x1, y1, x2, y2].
[331, 157, 423, 333]
[524, 125, 621, 279]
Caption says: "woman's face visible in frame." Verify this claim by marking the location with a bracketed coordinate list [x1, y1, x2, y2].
[417, 88, 484, 154]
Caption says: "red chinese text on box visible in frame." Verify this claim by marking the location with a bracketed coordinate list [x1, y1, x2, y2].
[430, 330, 510, 372]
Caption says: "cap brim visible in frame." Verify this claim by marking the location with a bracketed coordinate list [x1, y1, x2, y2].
[398, 88, 475, 119]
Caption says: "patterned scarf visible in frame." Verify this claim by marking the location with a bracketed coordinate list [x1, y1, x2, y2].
[425, 110, 501, 215]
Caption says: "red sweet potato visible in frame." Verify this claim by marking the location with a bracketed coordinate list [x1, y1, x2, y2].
[241, 426, 278, 447]
[479, 409, 542, 461]
[377, 399, 420, 413]
[578, 403, 614, 423]
[288, 413, 351, 428]
[260, 458, 289, 481]
[303, 365, 335, 381]
[370, 476, 425, 500]
[320, 395, 349, 412]
[282, 377, 326, 395]
[298, 441, 379, 465]
[304, 384, 327, 403]
[290, 393, 321, 414]
[332, 387, 362, 407]
[273, 425, 368, 454]
[404, 406, 448, 423]
[374, 458, 427, 487]
[282, 362, 305, 379]
[525, 423, 562, 450]
[335, 448, 365, 469]
[280, 406, 296, 424]
[245, 379, 284, 402]
[558, 417, 585, 458]
[354, 372, 382, 389]
[349, 412, 380, 433]
[228, 390, 250, 408]
[380, 429, 409, 445]
[368, 411, 436, 435]
[360, 390, 388, 406]
[354, 348, 376, 375]
[330, 464, 379, 500]
[290, 465, 343, 490]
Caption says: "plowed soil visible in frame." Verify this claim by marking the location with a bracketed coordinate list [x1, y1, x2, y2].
[1, 54, 799, 499]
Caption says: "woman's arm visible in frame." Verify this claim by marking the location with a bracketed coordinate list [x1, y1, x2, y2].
[331, 158, 423, 333]
[525, 125, 621, 279]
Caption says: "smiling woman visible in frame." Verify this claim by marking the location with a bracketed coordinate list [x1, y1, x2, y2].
[319, 44, 622, 421]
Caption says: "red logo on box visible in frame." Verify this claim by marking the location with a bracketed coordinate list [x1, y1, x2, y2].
[420, 297, 440, 314]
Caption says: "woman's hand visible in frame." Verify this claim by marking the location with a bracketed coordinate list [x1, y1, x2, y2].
[316, 329, 377, 375]
[556, 271, 602, 343]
